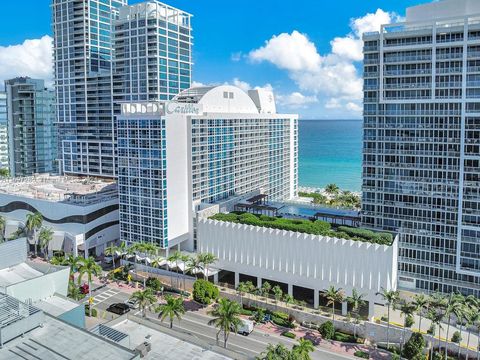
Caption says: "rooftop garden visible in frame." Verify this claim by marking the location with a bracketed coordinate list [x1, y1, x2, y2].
[209, 212, 393, 246]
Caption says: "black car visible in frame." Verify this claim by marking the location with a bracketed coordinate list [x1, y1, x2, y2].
[106, 303, 130, 315]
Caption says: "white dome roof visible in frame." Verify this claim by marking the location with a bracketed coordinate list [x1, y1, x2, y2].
[173, 85, 259, 114]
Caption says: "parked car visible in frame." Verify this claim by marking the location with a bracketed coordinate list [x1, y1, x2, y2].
[106, 303, 130, 315]
[237, 319, 254, 336]
[124, 298, 139, 309]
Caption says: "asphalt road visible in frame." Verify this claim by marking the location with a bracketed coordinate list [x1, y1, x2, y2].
[89, 286, 353, 360]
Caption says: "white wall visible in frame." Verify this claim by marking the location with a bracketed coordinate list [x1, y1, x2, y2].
[198, 219, 398, 302]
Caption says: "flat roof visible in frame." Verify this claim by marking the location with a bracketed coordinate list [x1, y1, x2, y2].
[0, 175, 117, 205]
[34, 295, 79, 317]
[0, 315, 137, 360]
[0, 263, 44, 287]
[112, 319, 231, 360]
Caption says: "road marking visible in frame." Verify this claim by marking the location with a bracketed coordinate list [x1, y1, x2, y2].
[84, 289, 120, 306]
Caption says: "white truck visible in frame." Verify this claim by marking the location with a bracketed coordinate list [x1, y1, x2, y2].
[237, 319, 254, 336]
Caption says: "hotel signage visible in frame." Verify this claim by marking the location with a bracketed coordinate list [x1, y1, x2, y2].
[121, 102, 202, 116]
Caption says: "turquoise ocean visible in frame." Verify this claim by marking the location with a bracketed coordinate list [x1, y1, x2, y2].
[298, 119, 362, 192]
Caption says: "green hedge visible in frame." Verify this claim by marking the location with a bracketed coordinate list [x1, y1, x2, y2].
[333, 331, 357, 343]
[193, 279, 219, 305]
[337, 226, 392, 245]
[146, 277, 163, 292]
[85, 305, 97, 317]
[319, 321, 335, 339]
[281, 331, 296, 339]
[210, 212, 392, 245]
[354, 350, 369, 359]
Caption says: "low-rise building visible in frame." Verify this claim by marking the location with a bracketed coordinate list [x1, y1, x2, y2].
[0, 175, 119, 257]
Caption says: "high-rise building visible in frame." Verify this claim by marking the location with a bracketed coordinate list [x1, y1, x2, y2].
[52, 0, 127, 177]
[362, 0, 480, 296]
[117, 85, 298, 251]
[5, 78, 56, 177]
[113, 1, 192, 102]
[0, 92, 8, 169]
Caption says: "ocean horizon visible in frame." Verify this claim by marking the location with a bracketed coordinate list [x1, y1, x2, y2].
[298, 119, 362, 192]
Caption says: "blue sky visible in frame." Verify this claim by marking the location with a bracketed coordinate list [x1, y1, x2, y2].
[0, 0, 426, 118]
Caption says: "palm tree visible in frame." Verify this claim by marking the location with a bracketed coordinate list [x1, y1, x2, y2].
[180, 254, 191, 292]
[283, 293, 294, 308]
[38, 227, 54, 260]
[427, 308, 444, 360]
[104, 242, 119, 269]
[292, 338, 315, 360]
[377, 288, 400, 348]
[0, 215, 5, 242]
[130, 288, 157, 318]
[25, 212, 42, 256]
[272, 285, 283, 308]
[236, 282, 249, 307]
[156, 295, 185, 328]
[167, 251, 182, 288]
[346, 289, 367, 338]
[444, 293, 465, 359]
[64, 254, 82, 277]
[262, 281, 272, 303]
[186, 255, 203, 279]
[207, 298, 242, 348]
[325, 183, 340, 196]
[258, 343, 291, 360]
[77, 257, 102, 317]
[412, 293, 429, 332]
[398, 300, 416, 355]
[324, 286, 344, 322]
[198, 252, 217, 280]
[463, 307, 479, 360]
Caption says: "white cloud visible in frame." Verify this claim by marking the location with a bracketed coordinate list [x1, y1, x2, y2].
[0, 35, 53, 88]
[277, 92, 318, 109]
[247, 9, 401, 116]
[231, 78, 251, 92]
[191, 80, 207, 87]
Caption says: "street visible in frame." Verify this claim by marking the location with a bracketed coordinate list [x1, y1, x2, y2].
[88, 285, 354, 360]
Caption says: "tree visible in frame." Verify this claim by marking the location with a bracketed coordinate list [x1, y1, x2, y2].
[25, 212, 42, 256]
[258, 343, 291, 360]
[156, 295, 185, 328]
[0, 215, 5, 242]
[325, 183, 340, 196]
[262, 281, 272, 303]
[427, 309, 444, 360]
[324, 286, 344, 322]
[198, 252, 217, 280]
[0, 168, 9, 177]
[283, 294, 294, 308]
[167, 251, 182, 288]
[64, 254, 82, 277]
[236, 282, 249, 307]
[412, 294, 429, 332]
[443, 293, 465, 359]
[186, 255, 203, 279]
[207, 298, 242, 348]
[465, 307, 480, 360]
[399, 300, 416, 355]
[180, 254, 191, 292]
[38, 227, 54, 260]
[193, 279, 219, 305]
[292, 338, 315, 360]
[104, 242, 120, 269]
[272, 285, 283, 308]
[130, 288, 157, 318]
[377, 288, 400, 348]
[319, 321, 335, 340]
[403, 332, 426, 360]
[77, 257, 102, 317]
[346, 289, 367, 338]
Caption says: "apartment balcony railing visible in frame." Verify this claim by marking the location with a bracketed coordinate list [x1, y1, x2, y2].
[364, 58, 379, 65]
[436, 67, 463, 74]
[384, 83, 431, 89]
[436, 81, 463, 87]
[364, 72, 379, 78]
[436, 52, 463, 60]
[377, 110, 461, 115]
[383, 40, 432, 48]
[384, 69, 432, 76]
[467, 51, 480, 59]
[466, 81, 480, 87]
[384, 54, 432, 63]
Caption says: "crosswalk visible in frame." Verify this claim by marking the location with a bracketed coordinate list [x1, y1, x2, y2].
[84, 288, 120, 306]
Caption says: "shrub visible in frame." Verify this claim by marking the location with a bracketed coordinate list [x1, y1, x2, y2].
[85, 305, 97, 317]
[240, 308, 254, 316]
[354, 350, 369, 359]
[333, 331, 357, 343]
[451, 331, 462, 344]
[427, 324, 436, 335]
[281, 331, 296, 339]
[403, 332, 426, 360]
[405, 314, 415, 328]
[146, 277, 162, 292]
[271, 314, 295, 328]
[319, 321, 335, 340]
[192, 279, 219, 305]
[272, 311, 289, 321]
[337, 226, 393, 245]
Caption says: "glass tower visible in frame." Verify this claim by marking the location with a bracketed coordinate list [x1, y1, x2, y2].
[0, 92, 8, 169]
[52, 0, 127, 177]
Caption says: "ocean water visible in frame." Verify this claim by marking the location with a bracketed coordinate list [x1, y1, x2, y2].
[298, 119, 362, 192]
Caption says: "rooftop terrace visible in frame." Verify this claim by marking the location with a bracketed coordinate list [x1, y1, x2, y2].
[0, 175, 117, 205]
[209, 212, 393, 246]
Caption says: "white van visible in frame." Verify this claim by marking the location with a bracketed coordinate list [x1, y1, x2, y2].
[237, 319, 254, 336]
